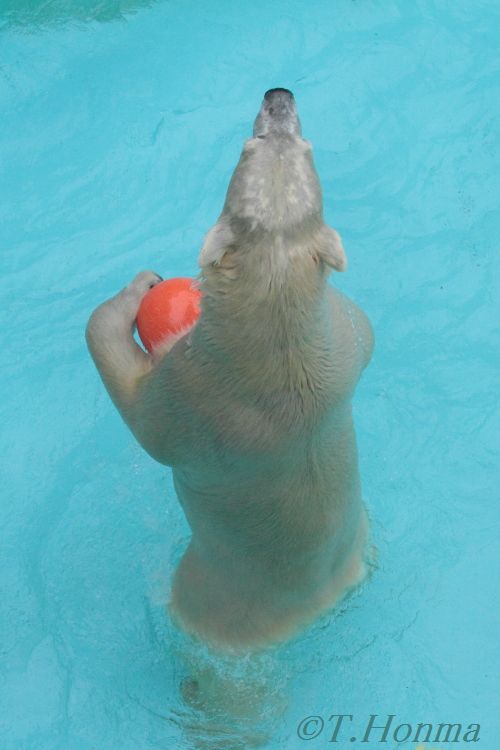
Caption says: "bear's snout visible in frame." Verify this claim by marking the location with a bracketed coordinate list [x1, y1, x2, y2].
[254, 88, 301, 137]
[264, 87, 294, 100]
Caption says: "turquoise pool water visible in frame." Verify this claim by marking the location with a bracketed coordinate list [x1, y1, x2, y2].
[1, 1, 499, 748]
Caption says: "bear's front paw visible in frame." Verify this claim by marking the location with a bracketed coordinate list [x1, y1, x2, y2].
[127, 270, 163, 297]
[113, 271, 163, 324]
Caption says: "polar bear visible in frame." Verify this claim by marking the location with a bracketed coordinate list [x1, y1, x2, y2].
[86, 88, 374, 654]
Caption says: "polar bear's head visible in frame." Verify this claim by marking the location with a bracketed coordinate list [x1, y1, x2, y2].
[199, 89, 346, 273]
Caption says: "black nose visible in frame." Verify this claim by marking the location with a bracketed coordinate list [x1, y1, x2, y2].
[264, 87, 294, 99]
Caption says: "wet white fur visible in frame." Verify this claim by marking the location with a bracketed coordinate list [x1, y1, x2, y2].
[86, 122, 374, 656]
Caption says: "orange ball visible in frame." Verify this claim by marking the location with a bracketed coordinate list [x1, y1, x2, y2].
[137, 277, 202, 353]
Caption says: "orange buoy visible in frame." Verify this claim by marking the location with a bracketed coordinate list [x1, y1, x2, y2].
[136, 277, 202, 353]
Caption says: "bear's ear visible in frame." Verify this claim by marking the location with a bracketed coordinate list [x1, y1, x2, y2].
[317, 226, 347, 272]
[198, 220, 235, 268]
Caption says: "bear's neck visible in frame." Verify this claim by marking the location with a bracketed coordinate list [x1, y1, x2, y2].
[191, 243, 334, 395]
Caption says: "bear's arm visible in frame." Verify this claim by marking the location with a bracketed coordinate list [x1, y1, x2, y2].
[326, 285, 374, 378]
[85, 271, 186, 465]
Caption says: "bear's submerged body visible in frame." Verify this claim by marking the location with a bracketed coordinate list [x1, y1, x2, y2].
[170, 418, 369, 650]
